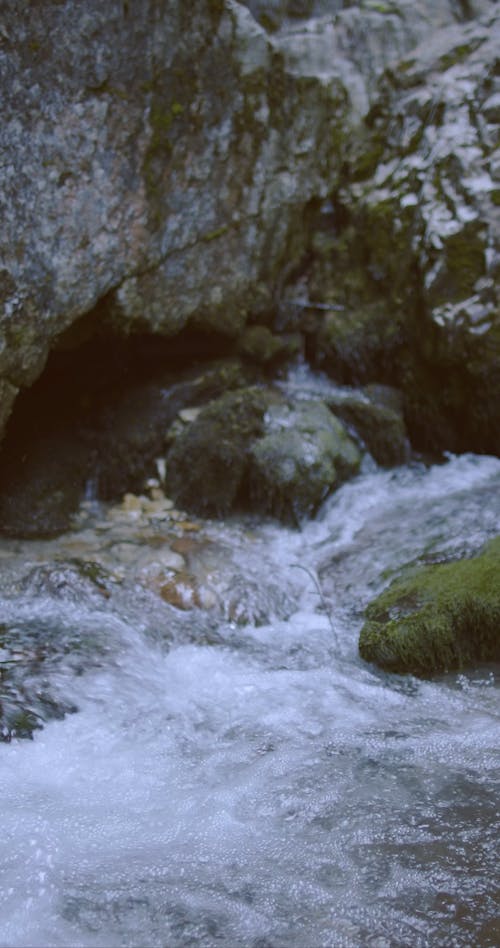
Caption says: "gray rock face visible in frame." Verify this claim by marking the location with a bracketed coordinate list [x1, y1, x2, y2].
[0, 0, 346, 418]
[295, 3, 500, 453]
[272, 0, 494, 115]
[0, 0, 498, 455]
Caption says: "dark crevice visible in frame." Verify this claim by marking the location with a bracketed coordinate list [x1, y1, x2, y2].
[0, 301, 242, 538]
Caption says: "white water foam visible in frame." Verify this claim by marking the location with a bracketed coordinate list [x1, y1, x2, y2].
[1, 454, 499, 947]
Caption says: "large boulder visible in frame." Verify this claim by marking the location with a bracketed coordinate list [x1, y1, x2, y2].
[359, 537, 500, 676]
[165, 391, 361, 523]
[0, 0, 349, 437]
[0, 0, 495, 446]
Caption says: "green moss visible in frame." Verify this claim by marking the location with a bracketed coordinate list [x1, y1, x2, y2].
[399, 58, 416, 73]
[359, 537, 500, 675]
[443, 226, 486, 299]
[142, 99, 186, 220]
[201, 225, 229, 243]
[361, 0, 401, 15]
[438, 41, 482, 72]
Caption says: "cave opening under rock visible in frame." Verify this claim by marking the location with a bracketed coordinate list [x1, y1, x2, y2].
[0, 304, 239, 538]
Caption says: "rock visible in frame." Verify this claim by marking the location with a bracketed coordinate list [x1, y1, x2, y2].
[312, 306, 404, 387]
[0, 0, 348, 429]
[0, 433, 90, 538]
[165, 387, 268, 517]
[237, 325, 299, 365]
[304, 6, 500, 455]
[1, 0, 496, 464]
[94, 359, 249, 499]
[249, 399, 361, 522]
[359, 536, 500, 676]
[325, 389, 410, 466]
[272, 0, 493, 115]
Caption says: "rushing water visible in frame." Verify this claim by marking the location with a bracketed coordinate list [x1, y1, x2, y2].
[0, 450, 499, 948]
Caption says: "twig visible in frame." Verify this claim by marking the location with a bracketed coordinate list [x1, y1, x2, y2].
[290, 564, 336, 635]
[285, 299, 345, 312]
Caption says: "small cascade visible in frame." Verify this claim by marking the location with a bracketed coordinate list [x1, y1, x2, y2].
[0, 451, 498, 947]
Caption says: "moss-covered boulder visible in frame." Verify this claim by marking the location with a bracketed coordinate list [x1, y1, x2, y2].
[165, 387, 268, 517]
[359, 537, 500, 676]
[248, 400, 361, 523]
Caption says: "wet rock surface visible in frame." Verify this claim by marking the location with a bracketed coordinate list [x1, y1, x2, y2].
[323, 387, 410, 467]
[359, 535, 500, 675]
[0, 486, 300, 739]
[249, 399, 361, 522]
[0, 0, 347, 418]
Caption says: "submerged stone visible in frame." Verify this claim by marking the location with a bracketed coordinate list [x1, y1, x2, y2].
[359, 536, 500, 676]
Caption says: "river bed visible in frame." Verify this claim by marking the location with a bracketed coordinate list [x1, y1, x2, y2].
[0, 449, 499, 948]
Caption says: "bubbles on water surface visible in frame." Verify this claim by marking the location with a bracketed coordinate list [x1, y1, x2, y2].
[0, 453, 500, 946]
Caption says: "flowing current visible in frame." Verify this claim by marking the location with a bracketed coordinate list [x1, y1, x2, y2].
[0, 449, 499, 947]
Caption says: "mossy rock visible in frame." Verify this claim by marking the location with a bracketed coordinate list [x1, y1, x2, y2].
[248, 400, 361, 524]
[165, 387, 268, 517]
[237, 325, 295, 365]
[427, 223, 486, 309]
[359, 537, 500, 676]
[326, 391, 409, 466]
[314, 303, 404, 386]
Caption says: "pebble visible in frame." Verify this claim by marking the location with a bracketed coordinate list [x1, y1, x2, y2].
[179, 407, 201, 424]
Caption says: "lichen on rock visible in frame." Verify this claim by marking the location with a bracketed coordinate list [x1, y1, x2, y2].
[300, 4, 500, 455]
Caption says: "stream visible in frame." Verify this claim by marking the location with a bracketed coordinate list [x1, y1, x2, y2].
[0, 422, 499, 946]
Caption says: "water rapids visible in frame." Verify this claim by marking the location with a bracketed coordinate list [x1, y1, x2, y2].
[0, 447, 499, 948]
